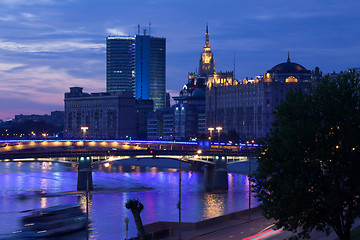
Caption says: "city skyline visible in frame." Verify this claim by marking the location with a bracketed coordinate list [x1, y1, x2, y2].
[0, 0, 359, 120]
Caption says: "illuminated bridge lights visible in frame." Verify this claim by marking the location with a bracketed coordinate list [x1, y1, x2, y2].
[0, 139, 199, 145]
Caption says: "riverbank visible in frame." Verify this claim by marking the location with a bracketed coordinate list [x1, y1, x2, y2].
[143, 207, 264, 239]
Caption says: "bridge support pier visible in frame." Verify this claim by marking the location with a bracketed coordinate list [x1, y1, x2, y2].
[77, 156, 93, 191]
[204, 156, 228, 190]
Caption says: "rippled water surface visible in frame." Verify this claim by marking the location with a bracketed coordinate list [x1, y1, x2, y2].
[0, 159, 258, 239]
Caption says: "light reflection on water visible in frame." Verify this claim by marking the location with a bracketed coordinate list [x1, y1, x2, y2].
[0, 160, 258, 239]
[203, 193, 226, 219]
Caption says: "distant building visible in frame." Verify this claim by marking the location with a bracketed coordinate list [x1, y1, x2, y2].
[206, 55, 321, 141]
[147, 73, 206, 140]
[147, 107, 174, 140]
[146, 25, 233, 140]
[165, 92, 171, 108]
[173, 74, 206, 140]
[135, 99, 154, 139]
[15, 111, 64, 129]
[64, 87, 136, 139]
[15, 114, 50, 123]
[106, 31, 166, 111]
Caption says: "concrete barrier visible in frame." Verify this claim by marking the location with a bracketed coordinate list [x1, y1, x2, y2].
[144, 207, 260, 232]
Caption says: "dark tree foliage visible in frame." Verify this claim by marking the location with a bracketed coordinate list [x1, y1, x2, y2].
[252, 70, 360, 240]
[125, 198, 147, 240]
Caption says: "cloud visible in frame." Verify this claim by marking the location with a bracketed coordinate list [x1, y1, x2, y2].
[0, 15, 16, 21]
[21, 12, 37, 19]
[0, 62, 25, 71]
[39, 28, 88, 36]
[0, 64, 104, 119]
[0, 0, 54, 6]
[0, 39, 105, 53]
[106, 28, 128, 36]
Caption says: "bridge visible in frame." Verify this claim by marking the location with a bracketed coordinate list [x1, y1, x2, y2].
[0, 139, 257, 190]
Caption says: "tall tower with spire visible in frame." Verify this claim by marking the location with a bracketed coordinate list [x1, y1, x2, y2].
[198, 24, 215, 77]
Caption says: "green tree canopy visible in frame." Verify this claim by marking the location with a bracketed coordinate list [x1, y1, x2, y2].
[252, 70, 360, 240]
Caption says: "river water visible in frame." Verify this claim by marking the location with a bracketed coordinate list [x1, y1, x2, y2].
[0, 158, 258, 239]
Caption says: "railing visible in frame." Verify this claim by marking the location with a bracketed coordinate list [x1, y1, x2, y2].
[0, 139, 257, 164]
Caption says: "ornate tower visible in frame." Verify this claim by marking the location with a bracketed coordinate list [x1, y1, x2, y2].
[198, 24, 215, 77]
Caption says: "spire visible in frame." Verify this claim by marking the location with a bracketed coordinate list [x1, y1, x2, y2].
[199, 23, 215, 77]
[287, 51, 290, 62]
[205, 23, 210, 48]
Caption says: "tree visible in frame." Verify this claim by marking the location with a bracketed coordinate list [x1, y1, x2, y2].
[125, 198, 147, 240]
[252, 70, 360, 240]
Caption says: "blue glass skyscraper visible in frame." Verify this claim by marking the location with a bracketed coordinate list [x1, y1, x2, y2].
[106, 33, 166, 111]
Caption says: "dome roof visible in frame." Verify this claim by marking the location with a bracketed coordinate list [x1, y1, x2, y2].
[268, 57, 309, 74]
[192, 88, 205, 98]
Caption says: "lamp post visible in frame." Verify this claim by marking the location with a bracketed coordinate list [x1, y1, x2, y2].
[208, 127, 214, 141]
[178, 159, 182, 240]
[216, 127, 222, 143]
[81, 126, 88, 148]
[81, 126, 89, 240]
[248, 157, 251, 220]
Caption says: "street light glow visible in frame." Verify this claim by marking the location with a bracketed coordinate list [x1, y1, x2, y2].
[216, 127, 223, 143]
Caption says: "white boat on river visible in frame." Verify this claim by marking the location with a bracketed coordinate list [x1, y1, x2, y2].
[12, 204, 88, 238]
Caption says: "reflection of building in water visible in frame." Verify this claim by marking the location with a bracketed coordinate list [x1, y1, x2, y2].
[206, 54, 322, 141]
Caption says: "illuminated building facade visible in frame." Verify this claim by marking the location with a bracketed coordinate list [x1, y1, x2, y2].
[106, 36, 135, 94]
[199, 25, 215, 77]
[147, 73, 206, 140]
[206, 56, 321, 141]
[146, 25, 232, 140]
[64, 87, 136, 139]
[106, 32, 166, 111]
[173, 73, 206, 140]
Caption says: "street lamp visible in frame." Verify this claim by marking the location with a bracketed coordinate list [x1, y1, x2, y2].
[81, 126, 88, 147]
[216, 127, 222, 143]
[208, 127, 214, 141]
[178, 158, 182, 240]
[81, 126, 89, 240]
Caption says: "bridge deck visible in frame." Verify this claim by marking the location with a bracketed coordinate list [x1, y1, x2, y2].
[0, 139, 256, 164]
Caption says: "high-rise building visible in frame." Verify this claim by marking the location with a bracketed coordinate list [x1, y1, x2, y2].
[199, 24, 215, 77]
[106, 37, 136, 93]
[106, 33, 166, 111]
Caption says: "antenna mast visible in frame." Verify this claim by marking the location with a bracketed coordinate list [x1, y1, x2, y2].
[149, 18, 151, 36]
[233, 52, 236, 80]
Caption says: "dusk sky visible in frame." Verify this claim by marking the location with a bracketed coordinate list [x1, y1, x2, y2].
[0, 0, 359, 120]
